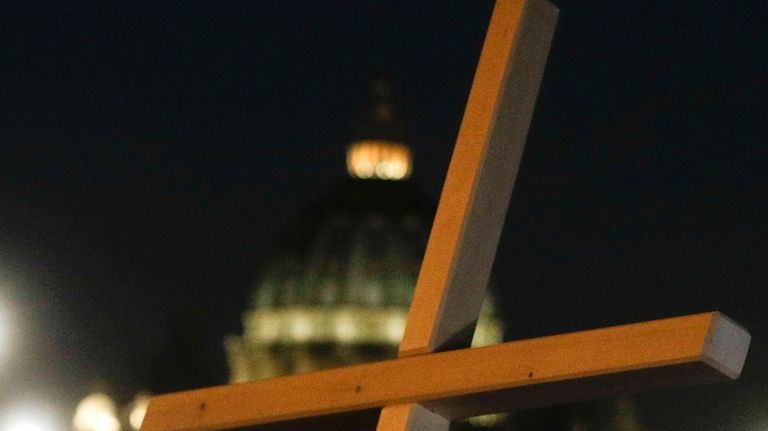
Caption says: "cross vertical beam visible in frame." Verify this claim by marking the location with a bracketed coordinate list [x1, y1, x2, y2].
[399, 0, 558, 357]
[379, 0, 557, 429]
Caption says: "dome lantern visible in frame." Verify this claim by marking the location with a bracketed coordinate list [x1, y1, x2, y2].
[345, 79, 412, 181]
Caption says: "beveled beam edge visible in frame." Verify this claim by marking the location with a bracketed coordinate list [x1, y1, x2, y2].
[140, 312, 749, 431]
[702, 312, 751, 379]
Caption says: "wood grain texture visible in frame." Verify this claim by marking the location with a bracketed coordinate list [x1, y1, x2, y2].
[399, 0, 559, 358]
[141, 312, 749, 431]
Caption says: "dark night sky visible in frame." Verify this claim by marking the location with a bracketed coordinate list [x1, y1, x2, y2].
[1, 0, 767, 427]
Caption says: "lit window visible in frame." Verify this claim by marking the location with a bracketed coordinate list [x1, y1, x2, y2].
[385, 314, 406, 343]
[289, 315, 313, 342]
[334, 314, 357, 343]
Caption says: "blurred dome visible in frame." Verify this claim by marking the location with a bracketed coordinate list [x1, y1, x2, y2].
[252, 179, 432, 310]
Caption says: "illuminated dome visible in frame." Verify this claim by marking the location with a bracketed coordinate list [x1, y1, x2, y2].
[252, 180, 430, 309]
[225, 80, 502, 383]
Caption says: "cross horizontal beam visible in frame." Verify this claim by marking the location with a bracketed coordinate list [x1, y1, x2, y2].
[141, 312, 749, 431]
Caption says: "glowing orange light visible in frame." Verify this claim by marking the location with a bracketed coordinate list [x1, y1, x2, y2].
[346, 140, 412, 180]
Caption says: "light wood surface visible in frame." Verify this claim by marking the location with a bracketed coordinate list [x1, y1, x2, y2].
[381, 0, 558, 427]
[376, 0, 558, 431]
[382, 0, 558, 426]
[141, 312, 749, 431]
[399, 0, 559, 358]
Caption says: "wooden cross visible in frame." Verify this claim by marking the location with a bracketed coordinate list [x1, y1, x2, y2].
[141, 0, 750, 430]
